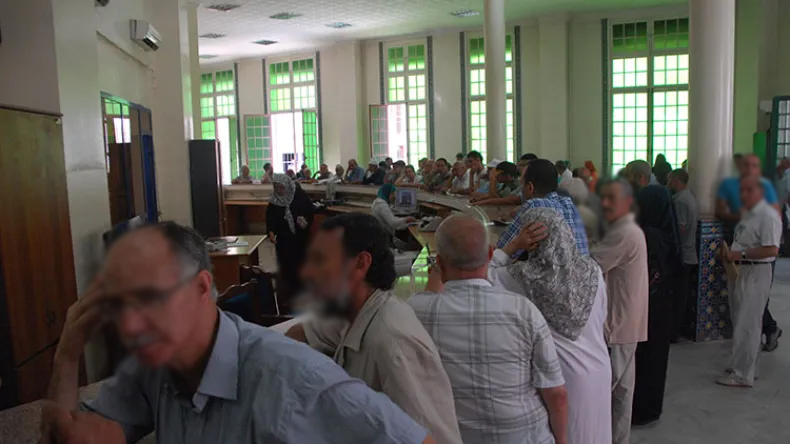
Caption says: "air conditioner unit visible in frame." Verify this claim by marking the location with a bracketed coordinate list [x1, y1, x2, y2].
[130, 20, 161, 52]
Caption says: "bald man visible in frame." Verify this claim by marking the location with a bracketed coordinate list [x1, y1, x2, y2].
[717, 177, 782, 387]
[408, 215, 568, 444]
[715, 153, 782, 351]
[42, 222, 435, 444]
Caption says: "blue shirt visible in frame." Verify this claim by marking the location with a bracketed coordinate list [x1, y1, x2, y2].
[346, 166, 366, 182]
[717, 177, 778, 213]
[83, 311, 426, 444]
[497, 192, 590, 257]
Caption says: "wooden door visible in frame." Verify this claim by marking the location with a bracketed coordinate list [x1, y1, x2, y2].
[107, 143, 133, 225]
[0, 107, 78, 367]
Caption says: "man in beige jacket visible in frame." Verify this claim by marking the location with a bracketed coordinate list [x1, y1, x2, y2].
[591, 179, 649, 444]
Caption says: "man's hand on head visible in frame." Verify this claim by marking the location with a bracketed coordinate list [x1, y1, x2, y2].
[39, 402, 126, 444]
[56, 276, 109, 363]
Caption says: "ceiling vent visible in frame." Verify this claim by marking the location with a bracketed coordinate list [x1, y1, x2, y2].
[450, 9, 480, 18]
[269, 12, 302, 20]
[253, 39, 278, 45]
[206, 3, 241, 12]
[326, 22, 352, 29]
[200, 33, 226, 39]
[199, 54, 219, 60]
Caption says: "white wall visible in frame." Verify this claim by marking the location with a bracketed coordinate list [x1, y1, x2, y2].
[569, 18, 604, 170]
[433, 32, 463, 160]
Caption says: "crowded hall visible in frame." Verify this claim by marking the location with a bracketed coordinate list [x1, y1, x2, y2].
[2, 0, 790, 443]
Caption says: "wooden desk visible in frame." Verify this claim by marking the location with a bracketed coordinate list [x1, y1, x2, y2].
[409, 226, 437, 253]
[225, 200, 268, 235]
[209, 235, 267, 292]
[324, 204, 372, 214]
[419, 201, 453, 218]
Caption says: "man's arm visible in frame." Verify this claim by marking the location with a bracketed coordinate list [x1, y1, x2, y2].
[591, 229, 630, 273]
[472, 195, 521, 207]
[539, 386, 568, 444]
[675, 200, 689, 236]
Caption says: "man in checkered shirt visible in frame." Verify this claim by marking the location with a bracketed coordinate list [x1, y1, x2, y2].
[497, 158, 589, 257]
[409, 214, 568, 444]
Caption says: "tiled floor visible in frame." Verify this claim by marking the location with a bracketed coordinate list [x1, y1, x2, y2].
[631, 258, 790, 444]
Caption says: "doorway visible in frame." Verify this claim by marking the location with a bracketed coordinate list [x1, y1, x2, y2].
[101, 94, 159, 225]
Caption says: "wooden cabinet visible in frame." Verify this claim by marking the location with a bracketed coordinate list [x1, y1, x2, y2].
[0, 106, 78, 409]
[189, 139, 224, 237]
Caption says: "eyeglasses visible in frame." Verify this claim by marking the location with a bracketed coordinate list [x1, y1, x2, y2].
[102, 273, 198, 319]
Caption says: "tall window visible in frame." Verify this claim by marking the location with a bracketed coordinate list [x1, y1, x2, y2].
[248, 57, 319, 176]
[609, 19, 689, 173]
[200, 69, 238, 184]
[383, 42, 428, 166]
[466, 35, 515, 161]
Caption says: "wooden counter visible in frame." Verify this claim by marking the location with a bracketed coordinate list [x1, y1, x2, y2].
[209, 235, 267, 292]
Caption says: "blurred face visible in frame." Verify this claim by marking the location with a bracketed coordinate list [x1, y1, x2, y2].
[667, 175, 680, 193]
[349, 160, 358, 169]
[103, 232, 211, 367]
[264, 165, 273, 175]
[405, 166, 416, 179]
[386, 158, 393, 166]
[578, 168, 590, 181]
[423, 161, 434, 174]
[496, 169, 512, 183]
[419, 159, 426, 169]
[335, 166, 344, 175]
[241, 166, 250, 177]
[301, 228, 371, 317]
[394, 164, 404, 174]
[739, 155, 761, 178]
[436, 160, 449, 175]
[600, 182, 632, 223]
[740, 179, 763, 210]
[453, 164, 466, 178]
[274, 183, 287, 196]
[320, 164, 328, 173]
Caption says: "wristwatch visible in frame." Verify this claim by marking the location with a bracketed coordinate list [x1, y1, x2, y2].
[741, 250, 747, 260]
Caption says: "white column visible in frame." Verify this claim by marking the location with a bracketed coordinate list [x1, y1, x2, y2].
[187, 4, 202, 140]
[538, 16, 570, 162]
[689, 0, 736, 216]
[484, 0, 507, 162]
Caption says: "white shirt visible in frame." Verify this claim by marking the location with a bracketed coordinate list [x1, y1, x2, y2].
[731, 199, 782, 263]
[561, 169, 573, 182]
[451, 169, 470, 190]
[371, 197, 409, 235]
[409, 279, 564, 444]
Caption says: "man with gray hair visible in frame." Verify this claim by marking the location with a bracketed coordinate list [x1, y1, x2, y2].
[409, 214, 568, 444]
[41, 221, 437, 444]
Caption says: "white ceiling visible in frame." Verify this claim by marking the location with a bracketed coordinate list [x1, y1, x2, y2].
[197, 0, 684, 65]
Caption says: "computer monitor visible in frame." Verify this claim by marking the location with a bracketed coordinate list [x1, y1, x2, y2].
[394, 188, 417, 211]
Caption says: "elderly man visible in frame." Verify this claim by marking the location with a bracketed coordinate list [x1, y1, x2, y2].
[497, 158, 589, 257]
[716, 153, 782, 351]
[41, 222, 433, 444]
[409, 215, 568, 444]
[471, 161, 523, 206]
[717, 177, 782, 387]
[345, 158, 365, 183]
[287, 213, 461, 444]
[313, 163, 332, 181]
[386, 160, 406, 184]
[449, 161, 470, 193]
[424, 158, 451, 192]
[667, 168, 699, 341]
[261, 163, 274, 183]
[591, 179, 649, 444]
[232, 165, 254, 184]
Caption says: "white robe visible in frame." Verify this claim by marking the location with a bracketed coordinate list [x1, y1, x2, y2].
[488, 250, 613, 444]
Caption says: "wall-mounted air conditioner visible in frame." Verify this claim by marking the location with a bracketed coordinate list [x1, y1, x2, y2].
[130, 19, 161, 52]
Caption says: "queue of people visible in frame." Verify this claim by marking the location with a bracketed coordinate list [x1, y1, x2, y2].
[40, 150, 784, 444]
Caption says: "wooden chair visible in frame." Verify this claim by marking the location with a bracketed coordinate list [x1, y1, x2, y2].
[217, 280, 259, 322]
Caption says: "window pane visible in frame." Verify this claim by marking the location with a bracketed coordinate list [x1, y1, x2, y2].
[408, 44, 425, 71]
[388, 47, 405, 72]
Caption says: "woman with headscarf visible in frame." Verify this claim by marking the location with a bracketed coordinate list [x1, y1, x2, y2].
[652, 154, 673, 186]
[371, 184, 416, 239]
[488, 208, 612, 444]
[584, 160, 599, 193]
[266, 174, 315, 301]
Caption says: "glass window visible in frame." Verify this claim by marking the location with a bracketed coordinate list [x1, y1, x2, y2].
[384, 42, 429, 163]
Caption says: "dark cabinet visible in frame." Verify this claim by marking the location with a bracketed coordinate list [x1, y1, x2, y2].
[189, 139, 224, 237]
[0, 106, 78, 409]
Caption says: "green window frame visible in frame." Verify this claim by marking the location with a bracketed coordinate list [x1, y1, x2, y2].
[200, 69, 239, 182]
[385, 42, 429, 165]
[609, 18, 689, 174]
[466, 35, 516, 161]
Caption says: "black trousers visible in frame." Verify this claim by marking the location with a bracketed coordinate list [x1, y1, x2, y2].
[674, 263, 698, 340]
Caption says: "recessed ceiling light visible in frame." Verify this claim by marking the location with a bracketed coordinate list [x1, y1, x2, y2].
[206, 3, 241, 12]
[253, 39, 278, 45]
[450, 9, 480, 18]
[270, 12, 302, 20]
[199, 54, 219, 60]
[326, 22, 352, 29]
[199, 33, 226, 39]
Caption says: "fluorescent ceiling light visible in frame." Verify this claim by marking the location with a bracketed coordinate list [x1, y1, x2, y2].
[253, 39, 278, 45]
[199, 54, 219, 59]
[326, 22, 352, 29]
[450, 9, 480, 17]
[270, 12, 302, 20]
[200, 33, 226, 39]
[206, 3, 241, 12]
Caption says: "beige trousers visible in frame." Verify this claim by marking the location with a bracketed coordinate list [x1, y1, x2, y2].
[610, 342, 637, 444]
[728, 264, 773, 385]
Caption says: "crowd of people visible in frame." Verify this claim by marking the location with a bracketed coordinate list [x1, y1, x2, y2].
[39, 150, 784, 444]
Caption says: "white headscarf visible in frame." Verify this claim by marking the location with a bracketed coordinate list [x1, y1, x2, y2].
[507, 208, 600, 340]
[270, 173, 296, 233]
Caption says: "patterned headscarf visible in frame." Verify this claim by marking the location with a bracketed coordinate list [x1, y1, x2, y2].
[270, 173, 296, 233]
[507, 208, 601, 340]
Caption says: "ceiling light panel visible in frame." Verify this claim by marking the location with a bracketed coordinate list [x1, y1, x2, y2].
[326, 22, 352, 29]
[450, 9, 480, 17]
[269, 12, 302, 20]
[253, 39, 278, 45]
[200, 33, 226, 39]
[206, 3, 241, 12]
[199, 54, 219, 59]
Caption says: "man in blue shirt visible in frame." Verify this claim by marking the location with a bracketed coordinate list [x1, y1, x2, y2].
[41, 222, 433, 444]
[345, 158, 366, 184]
[715, 153, 782, 352]
[498, 158, 589, 257]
